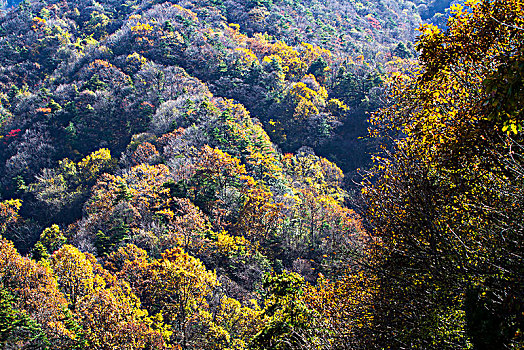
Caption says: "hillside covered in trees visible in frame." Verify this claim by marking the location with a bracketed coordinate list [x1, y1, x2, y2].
[0, 0, 522, 349]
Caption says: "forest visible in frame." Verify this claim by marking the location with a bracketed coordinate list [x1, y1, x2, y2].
[0, 0, 522, 349]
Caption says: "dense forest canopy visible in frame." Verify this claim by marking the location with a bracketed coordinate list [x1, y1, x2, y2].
[0, 0, 431, 178]
[0, 0, 522, 349]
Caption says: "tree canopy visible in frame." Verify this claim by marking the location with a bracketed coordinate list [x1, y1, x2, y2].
[362, 0, 524, 348]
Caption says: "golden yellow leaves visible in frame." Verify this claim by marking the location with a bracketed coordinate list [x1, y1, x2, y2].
[47, 245, 168, 348]
[50, 245, 102, 309]
[213, 231, 250, 256]
[502, 120, 521, 135]
[172, 5, 199, 23]
[289, 75, 328, 120]
[0, 238, 69, 344]
[362, 1, 524, 345]
[125, 52, 147, 69]
[135, 248, 219, 345]
[268, 41, 307, 78]
[327, 98, 349, 116]
[419, 23, 441, 37]
[32, 17, 47, 30]
[281, 151, 345, 203]
[131, 22, 153, 33]
[299, 42, 332, 65]
[246, 146, 284, 182]
[303, 271, 376, 337]
[88, 59, 114, 70]
[293, 97, 319, 120]
[235, 48, 259, 66]
[0, 199, 22, 234]
[207, 296, 263, 349]
[77, 148, 115, 183]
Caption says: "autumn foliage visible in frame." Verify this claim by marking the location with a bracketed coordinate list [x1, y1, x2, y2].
[1, 0, 521, 349]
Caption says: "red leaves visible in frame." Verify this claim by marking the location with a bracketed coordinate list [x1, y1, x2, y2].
[2, 129, 22, 145]
[5, 128, 21, 139]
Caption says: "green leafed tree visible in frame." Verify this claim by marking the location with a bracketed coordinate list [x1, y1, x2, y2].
[251, 271, 325, 350]
[0, 287, 49, 349]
